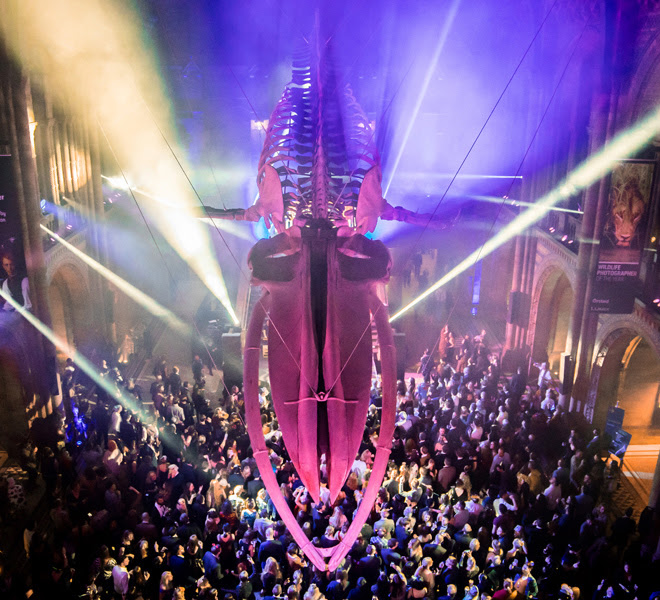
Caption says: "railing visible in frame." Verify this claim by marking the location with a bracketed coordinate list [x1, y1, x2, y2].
[539, 210, 581, 253]
[42, 201, 114, 251]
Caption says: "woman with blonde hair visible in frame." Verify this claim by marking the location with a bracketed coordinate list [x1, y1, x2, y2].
[506, 538, 528, 564]
[207, 472, 228, 509]
[261, 556, 283, 596]
[159, 571, 173, 600]
[135, 538, 152, 571]
[487, 539, 503, 564]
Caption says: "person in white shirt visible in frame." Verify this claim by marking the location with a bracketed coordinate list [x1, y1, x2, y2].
[112, 554, 131, 598]
[352, 450, 372, 481]
[466, 495, 484, 518]
[259, 387, 270, 405]
[543, 477, 562, 510]
[494, 491, 519, 516]
[1, 252, 32, 311]
[110, 405, 122, 437]
[102, 439, 123, 477]
[534, 361, 553, 393]
[540, 390, 557, 415]
[490, 447, 511, 473]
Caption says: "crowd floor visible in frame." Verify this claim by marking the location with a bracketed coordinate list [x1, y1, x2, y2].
[0, 316, 658, 600]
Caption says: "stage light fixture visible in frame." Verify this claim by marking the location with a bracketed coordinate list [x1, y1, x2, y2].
[102, 174, 132, 191]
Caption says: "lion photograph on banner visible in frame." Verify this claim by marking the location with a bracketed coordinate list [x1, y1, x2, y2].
[600, 160, 654, 260]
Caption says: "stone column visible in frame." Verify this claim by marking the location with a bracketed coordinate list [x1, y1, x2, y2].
[504, 234, 525, 353]
[5, 70, 58, 408]
[563, 93, 610, 410]
[84, 114, 113, 345]
[53, 119, 66, 202]
[516, 232, 536, 353]
[61, 120, 74, 197]
[572, 91, 619, 415]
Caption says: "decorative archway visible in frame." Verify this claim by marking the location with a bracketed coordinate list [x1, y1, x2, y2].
[590, 315, 660, 432]
[47, 260, 91, 357]
[529, 263, 574, 372]
[625, 32, 660, 127]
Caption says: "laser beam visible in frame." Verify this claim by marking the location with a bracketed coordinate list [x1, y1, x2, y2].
[0, 287, 141, 415]
[0, 288, 184, 450]
[41, 224, 188, 334]
[390, 103, 660, 321]
[383, 0, 462, 197]
[468, 195, 583, 214]
[5, 0, 239, 326]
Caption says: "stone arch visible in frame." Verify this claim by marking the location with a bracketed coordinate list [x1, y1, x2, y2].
[45, 243, 90, 290]
[590, 314, 660, 432]
[624, 33, 660, 126]
[47, 259, 92, 356]
[528, 259, 575, 372]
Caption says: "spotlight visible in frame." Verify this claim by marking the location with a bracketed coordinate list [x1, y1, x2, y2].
[102, 174, 131, 191]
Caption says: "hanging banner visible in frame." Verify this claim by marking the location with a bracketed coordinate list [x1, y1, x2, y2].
[0, 154, 30, 312]
[591, 160, 655, 314]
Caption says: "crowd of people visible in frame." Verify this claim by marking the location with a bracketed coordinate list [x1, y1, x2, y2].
[0, 331, 658, 600]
